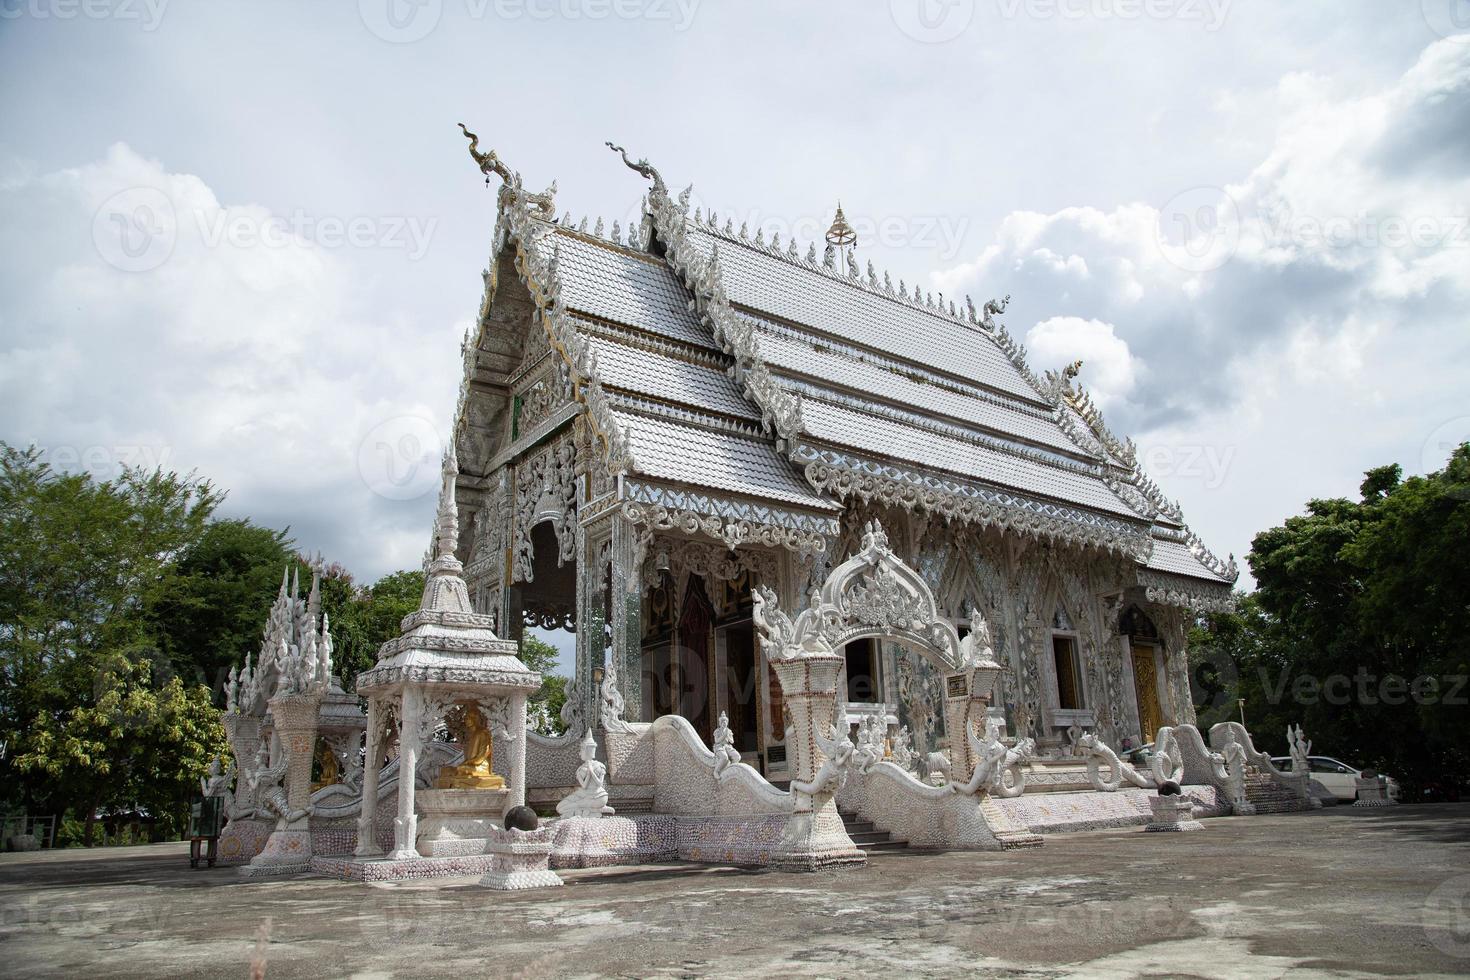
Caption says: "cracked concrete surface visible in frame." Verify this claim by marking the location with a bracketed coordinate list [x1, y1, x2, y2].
[2, 805, 1468, 978]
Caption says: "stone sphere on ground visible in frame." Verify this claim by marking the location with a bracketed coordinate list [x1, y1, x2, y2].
[503, 805, 539, 831]
[1158, 780, 1183, 796]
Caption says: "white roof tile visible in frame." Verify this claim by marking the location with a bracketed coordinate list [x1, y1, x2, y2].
[1145, 538, 1233, 584]
[586, 331, 756, 420]
[687, 230, 1044, 404]
[801, 399, 1136, 517]
[748, 317, 1081, 456]
[553, 232, 711, 348]
[616, 411, 831, 508]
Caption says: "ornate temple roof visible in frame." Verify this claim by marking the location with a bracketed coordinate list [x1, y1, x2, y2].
[452, 132, 1237, 609]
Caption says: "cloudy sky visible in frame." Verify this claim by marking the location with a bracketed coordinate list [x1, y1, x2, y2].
[2, 1, 1467, 609]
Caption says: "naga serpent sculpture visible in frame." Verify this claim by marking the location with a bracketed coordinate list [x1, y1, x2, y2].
[951, 717, 1034, 798]
[792, 724, 854, 796]
[1080, 729, 1186, 792]
[458, 122, 513, 185]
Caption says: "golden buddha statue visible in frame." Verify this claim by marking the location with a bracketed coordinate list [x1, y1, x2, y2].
[310, 741, 340, 792]
[436, 703, 506, 789]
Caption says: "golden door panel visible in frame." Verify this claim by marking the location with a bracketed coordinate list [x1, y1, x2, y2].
[1132, 644, 1164, 742]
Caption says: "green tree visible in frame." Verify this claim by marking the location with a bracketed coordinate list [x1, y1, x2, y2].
[13, 648, 224, 844]
[145, 519, 296, 702]
[518, 634, 569, 734]
[0, 444, 226, 836]
[1193, 444, 1470, 794]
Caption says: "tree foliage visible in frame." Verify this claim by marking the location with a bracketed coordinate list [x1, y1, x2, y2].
[145, 519, 296, 698]
[1193, 444, 1470, 794]
[519, 634, 569, 735]
[0, 445, 227, 840]
[0, 442, 504, 841]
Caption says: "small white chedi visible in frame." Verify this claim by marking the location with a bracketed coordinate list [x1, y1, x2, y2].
[556, 729, 615, 819]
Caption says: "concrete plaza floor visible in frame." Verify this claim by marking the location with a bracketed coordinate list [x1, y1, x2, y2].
[2, 804, 1469, 978]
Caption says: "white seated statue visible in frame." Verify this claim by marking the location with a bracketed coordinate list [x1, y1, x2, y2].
[556, 729, 615, 819]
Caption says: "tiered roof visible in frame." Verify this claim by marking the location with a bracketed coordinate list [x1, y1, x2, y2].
[453, 132, 1237, 611]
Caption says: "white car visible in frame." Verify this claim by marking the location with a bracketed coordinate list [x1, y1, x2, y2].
[1271, 755, 1402, 802]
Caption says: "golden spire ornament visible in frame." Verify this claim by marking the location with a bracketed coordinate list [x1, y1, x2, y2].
[825, 202, 857, 249]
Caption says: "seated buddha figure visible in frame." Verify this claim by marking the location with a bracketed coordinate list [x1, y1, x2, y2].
[436, 703, 506, 789]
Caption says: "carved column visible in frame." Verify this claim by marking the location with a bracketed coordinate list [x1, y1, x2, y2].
[769, 653, 865, 871]
[506, 692, 528, 809]
[273, 695, 321, 822]
[221, 712, 262, 815]
[943, 661, 1003, 786]
[246, 692, 322, 874]
[354, 698, 385, 858]
[1159, 606, 1199, 727]
[390, 686, 422, 861]
[943, 671, 976, 783]
[608, 513, 644, 722]
[575, 523, 610, 726]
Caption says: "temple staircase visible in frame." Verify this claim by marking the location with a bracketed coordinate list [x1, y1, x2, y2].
[976, 795, 1044, 849]
[1243, 767, 1311, 814]
[838, 809, 909, 853]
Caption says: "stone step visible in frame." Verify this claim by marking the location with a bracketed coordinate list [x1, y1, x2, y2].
[1243, 770, 1310, 813]
[838, 811, 908, 852]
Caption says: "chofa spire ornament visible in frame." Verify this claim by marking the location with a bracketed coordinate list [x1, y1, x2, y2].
[606, 140, 666, 193]
[459, 123, 514, 187]
[459, 123, 556, 217]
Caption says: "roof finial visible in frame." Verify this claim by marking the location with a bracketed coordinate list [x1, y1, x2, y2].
[825, 201, 857, 249]
[606, 141, 666, 193]
[458, 123, 513, 187]
[1063, 359, 1084, 384]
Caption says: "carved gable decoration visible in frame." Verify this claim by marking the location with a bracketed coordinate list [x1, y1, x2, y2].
[510, 436, 579, 583]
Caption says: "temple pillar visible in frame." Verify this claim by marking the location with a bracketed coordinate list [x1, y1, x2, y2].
[942, 661, 1003, 786]
[390, 687, 422, 861]
[354, 699, 385, 858]
[221, 712, 262, 814]
[507, 691, 528, 809]
[608, 513, 644, 721]
[246, 692, 322, 874]
[768, 653, 865, 871]
[575, 522, 610, 726]
[943, 671, 978, 784]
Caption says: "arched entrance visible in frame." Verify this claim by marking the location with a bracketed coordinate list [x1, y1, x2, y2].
[751, 521, 1005, 868]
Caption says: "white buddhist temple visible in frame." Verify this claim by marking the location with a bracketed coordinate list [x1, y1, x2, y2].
[210, 131, 1313, 879]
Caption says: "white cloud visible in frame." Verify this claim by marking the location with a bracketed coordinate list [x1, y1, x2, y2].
[0, 144, 460, 581]
[934, 37, 1470, 584]
[1025, 317, 1139, 411]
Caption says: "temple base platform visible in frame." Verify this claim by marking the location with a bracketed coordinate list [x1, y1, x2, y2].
[414, 787, 510, 857]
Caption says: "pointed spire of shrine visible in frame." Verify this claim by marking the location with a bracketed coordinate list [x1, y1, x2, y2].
[434, 436, 460, 562]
